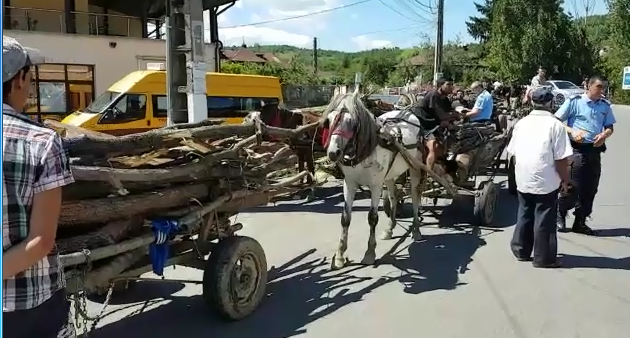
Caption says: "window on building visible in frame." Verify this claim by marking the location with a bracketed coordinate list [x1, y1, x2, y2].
[26, 63, 95, 122]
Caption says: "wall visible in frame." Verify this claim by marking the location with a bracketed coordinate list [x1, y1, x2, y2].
[9, 0, 142, 37]
[6, 30, 218, 96]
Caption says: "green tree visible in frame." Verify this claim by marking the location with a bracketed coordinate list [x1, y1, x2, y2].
[603, 0, 630, 103]
[487, 0, 589, 82]
[466, 0, 494, 43]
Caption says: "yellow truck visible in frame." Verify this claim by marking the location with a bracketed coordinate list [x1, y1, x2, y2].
[61, 70, 283, 135]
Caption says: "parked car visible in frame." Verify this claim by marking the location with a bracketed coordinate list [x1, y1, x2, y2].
[543, 80, 585, 108]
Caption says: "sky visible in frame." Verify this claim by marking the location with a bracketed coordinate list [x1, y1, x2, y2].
[211, 0, 609, 52]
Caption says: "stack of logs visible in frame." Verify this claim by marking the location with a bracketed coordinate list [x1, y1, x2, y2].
[48, 119, 317, 294]
[447, 122, 506, 181]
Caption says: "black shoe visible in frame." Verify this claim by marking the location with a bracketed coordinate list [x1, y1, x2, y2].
[532, 260, 561, 268]
[516, 256, 533, 262]
[572, 218, 598, 236]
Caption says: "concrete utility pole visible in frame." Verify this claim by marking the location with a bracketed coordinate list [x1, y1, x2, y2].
[433, 0, 444, 85]
[165, 0, 208, 125]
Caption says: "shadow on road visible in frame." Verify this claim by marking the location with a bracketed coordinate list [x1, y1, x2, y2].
[248, 185, 374, 214]
[422, 184, 517, 229]
[90, 249, 396, 338]
[595, 227, 630, 238]
[560, 254, 630, 270]
[379, 227, 487, 294]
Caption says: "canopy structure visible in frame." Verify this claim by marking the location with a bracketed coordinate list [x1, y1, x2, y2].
[88, 0, 238, 18]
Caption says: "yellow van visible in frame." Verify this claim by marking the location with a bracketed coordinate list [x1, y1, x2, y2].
[61, 70, 283, 135]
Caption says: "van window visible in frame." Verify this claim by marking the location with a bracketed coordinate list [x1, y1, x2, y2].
[152, 95, 279, 118]
[153, 95, 168, 117]
[99, 94, 147, 123]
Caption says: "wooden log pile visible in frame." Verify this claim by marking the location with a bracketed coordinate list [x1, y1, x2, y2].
[446, 122, 507, 180]
[48, 119, 318, 293]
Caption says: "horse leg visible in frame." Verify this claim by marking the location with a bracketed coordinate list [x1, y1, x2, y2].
[410, 171, 423, 241]
[361, 184, 382, 265]
[332, 180, 357, 270]
[380, 179, 398, 240]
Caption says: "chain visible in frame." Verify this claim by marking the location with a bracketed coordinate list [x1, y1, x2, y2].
[71, 249, 116, 338]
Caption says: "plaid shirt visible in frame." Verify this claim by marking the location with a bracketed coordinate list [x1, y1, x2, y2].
[2, 104, 74, 311]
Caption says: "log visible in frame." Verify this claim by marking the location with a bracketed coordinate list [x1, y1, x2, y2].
[69, 151, 297, 189]
[60, 183, 209, 226]
[44, 120, 117, 139]
[63, 121, 319, 158]
[178, 171, 313, 228]
[217, 187, 296, 212]
[60, 232, 154, 267]
[72, 248, 147, 294]
[56, 217, 144, 254]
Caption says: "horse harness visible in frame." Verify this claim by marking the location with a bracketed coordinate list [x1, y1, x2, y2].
[324, 107, 425, 177]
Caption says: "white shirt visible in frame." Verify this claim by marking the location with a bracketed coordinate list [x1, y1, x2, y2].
[506, 110, 572, 194]
[531, 75, 545, 87]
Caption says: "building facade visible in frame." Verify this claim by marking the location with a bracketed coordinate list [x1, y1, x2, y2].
[4, 0, 219, 121]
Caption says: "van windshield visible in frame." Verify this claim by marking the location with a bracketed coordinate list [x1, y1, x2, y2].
[85, 91, 121, 113]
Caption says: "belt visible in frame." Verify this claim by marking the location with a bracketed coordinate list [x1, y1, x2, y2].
[570, 141, 605, 153]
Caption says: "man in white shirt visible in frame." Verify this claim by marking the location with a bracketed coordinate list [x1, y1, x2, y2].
[506, 87, 572, 268]
[530, 67, 546, 87]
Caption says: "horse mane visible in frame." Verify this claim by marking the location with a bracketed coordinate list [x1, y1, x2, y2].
[321, 92, 379, 163]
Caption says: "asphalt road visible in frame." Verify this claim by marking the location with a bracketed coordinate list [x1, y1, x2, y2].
[85, 105, 630, 338]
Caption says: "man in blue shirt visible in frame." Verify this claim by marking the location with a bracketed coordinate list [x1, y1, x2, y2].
[462, 81, 494, 122]
[554, 75, 615, 235]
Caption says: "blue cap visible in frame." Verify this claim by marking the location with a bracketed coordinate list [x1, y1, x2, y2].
[530, 87, 554, 104]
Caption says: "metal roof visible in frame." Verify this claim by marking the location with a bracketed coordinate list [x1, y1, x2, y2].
[89, 0, 237, 18]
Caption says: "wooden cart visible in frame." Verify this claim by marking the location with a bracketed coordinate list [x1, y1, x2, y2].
[382, 121, 513, 227]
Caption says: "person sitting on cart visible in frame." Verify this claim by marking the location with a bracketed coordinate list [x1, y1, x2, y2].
[456, 81, 494, 123]
[411, 77, 458, 171]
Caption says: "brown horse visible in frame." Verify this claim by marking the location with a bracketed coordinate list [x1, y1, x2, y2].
[252, 104, 317, 196]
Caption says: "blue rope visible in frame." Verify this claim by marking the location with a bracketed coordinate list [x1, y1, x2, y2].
[149, 219, 180, 276]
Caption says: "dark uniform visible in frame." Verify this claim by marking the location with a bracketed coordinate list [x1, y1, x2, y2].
[412, 89, 452, 139]
[554, 94, 616, 234]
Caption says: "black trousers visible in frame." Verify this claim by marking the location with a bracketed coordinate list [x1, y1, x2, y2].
[557, 149, 602, 219]
[4, 289, 74, 338]
[511, 190, 558, 264]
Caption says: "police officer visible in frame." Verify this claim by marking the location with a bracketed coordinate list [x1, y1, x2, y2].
[554, 75, 615, 235]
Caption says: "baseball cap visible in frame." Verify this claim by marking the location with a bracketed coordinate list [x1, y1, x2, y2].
[530, 87, 554, 104]
[3, 36, 44, 83]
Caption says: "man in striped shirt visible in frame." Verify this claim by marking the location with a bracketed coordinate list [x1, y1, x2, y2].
[2, 36, 75, 337]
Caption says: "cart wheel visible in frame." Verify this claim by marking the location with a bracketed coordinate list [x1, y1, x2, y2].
[474, 181, 498, 227]
[507, 157, 517, 196]
[203, 235, 268, 321]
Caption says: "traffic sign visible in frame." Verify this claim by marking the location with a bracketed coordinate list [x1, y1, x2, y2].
[623, 66, 630, 90]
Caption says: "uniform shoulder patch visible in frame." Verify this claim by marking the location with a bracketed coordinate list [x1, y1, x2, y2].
[600, 98, 611, 106]
[568, 94, 581, 100]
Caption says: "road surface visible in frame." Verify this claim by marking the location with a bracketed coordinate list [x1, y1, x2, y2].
[85, 106, 630, 338]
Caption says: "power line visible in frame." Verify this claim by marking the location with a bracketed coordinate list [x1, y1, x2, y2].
[355, 22, 434, 36]
[377, 0, 425, 22]
[219, 0, 372, 29]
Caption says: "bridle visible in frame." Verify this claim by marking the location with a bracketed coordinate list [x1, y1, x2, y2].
[323, 109, 354, 149]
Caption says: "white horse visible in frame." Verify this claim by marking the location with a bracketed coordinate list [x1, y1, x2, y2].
[321, 92, 425, 270]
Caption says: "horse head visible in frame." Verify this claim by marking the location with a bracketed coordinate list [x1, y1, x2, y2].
[320, 92, 378, 164]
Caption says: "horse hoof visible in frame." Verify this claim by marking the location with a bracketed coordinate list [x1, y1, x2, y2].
[412, 230, 423, 241]
[380, 230, 393, 240]
[331, 254, 348, 270]
[360, 253, 376, 265]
